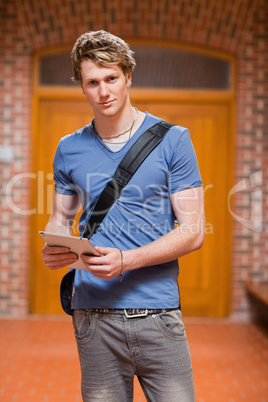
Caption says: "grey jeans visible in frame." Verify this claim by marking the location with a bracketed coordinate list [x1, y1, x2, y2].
[72, 309, 195, 402]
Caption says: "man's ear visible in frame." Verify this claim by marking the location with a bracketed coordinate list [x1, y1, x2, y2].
[126, 73, 132, 88]
[81, 83, 85, 95]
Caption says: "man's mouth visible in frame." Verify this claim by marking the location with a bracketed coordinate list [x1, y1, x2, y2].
[100, 100, 114, 106]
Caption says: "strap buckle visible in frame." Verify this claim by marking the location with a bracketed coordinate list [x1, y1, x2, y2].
[124, 309, 148, 318]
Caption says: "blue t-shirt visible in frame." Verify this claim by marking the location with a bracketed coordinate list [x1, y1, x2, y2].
[53, 113, 202, 309]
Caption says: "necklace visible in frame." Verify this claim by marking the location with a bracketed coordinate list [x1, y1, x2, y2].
[93, 108, 139, 140]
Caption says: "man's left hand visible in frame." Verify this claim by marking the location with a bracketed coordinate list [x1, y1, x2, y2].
[80, 247, 123, 280]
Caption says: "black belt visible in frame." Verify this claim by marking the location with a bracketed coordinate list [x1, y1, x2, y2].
[85, 308, 179, 318]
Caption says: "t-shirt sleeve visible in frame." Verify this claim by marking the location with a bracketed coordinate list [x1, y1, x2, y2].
[53, 140, 78, 195]
[169, 128, 202, 194]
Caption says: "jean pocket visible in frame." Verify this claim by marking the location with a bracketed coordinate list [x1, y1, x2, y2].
[72, 310, 97, 343]
[154, 310, 186, 341]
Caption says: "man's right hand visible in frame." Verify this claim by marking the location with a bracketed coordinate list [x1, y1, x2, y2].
[42, 244, 78, 270]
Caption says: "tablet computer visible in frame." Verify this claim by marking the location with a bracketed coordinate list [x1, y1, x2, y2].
[39, 231, 100, 270]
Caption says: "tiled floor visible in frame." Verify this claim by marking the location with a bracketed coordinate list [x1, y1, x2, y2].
[0, 317, 267, 401]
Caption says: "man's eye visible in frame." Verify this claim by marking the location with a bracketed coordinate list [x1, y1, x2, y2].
[109, 77, 116, 82]
[88, 81, 96, 86]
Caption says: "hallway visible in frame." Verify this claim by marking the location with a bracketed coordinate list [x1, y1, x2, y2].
[0, 317, 267, 401]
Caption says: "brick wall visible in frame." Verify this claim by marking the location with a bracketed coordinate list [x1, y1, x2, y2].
[0, 0, 267, 317]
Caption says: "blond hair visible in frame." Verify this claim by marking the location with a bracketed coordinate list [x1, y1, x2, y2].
[71, 30, 136, 83]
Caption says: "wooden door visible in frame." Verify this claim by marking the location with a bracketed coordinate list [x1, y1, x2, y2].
[31, 98, 232, 316]
[31, 99, 94, 314]
[133, 101, 232, 316]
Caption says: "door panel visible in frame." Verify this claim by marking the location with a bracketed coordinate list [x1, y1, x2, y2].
[31, 99, 94, 314]
[31, 98, 232, 316]
[133, 101, 231, 316]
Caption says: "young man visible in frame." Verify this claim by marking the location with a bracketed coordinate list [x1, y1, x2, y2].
[42, 30, 204, 401]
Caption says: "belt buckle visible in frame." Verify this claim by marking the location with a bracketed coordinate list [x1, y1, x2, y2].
[124, 309, 148, 318]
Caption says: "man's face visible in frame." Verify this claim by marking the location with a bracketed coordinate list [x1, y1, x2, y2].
[80, 60, 131, 118]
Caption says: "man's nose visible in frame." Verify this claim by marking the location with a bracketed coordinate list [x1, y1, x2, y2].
[99, 82, 109, 98]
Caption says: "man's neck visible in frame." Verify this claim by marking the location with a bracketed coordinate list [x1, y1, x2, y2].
[94, 104, 140, 142]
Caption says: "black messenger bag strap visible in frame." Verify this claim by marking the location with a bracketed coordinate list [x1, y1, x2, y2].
[82, 120, 174, 239]
[60, 120, 174, 316]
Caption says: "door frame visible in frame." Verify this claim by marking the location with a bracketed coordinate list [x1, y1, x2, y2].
[30, 43, 236, 315]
